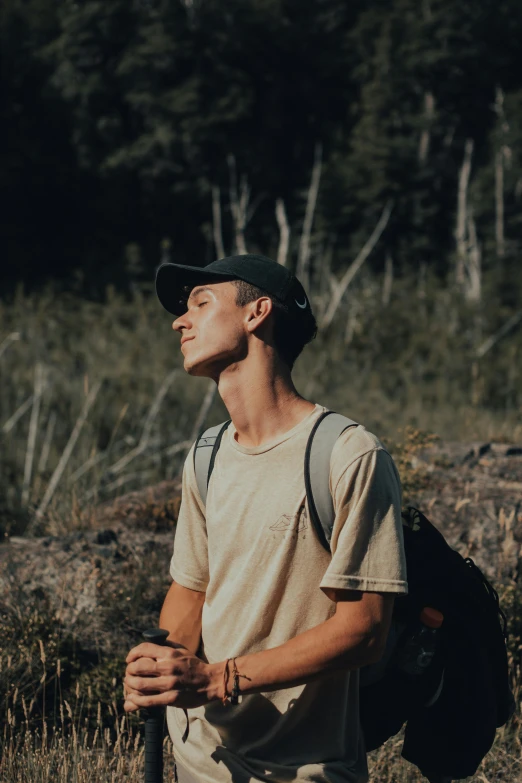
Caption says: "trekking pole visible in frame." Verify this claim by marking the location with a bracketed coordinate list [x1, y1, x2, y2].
[142, 628, 170, 783]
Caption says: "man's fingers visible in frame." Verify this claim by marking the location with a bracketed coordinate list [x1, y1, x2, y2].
[125, 643, 166, 663]
[124, 690, 179, 709]
[126, 655, 187, 677]
[126, 642, 185, 664]
[126, 657, 160, 677]
[124, 674, 177, 693]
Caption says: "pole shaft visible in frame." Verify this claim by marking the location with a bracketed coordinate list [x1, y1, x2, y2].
[142, 628, 170, 783]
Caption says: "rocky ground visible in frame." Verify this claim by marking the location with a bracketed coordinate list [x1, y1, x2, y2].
[411, 439, 522, 580]
[1, 440, 521, 648]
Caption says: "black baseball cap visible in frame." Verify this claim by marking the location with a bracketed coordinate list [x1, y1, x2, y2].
[155, 254, 315, 323]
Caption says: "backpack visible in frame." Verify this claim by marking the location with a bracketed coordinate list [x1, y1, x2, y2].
[193, 411, 515, 781]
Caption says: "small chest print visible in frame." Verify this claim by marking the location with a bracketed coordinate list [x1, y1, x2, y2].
[269, 504, 308, 540]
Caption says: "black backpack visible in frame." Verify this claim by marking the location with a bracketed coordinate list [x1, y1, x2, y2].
[194, 411, 515, 781]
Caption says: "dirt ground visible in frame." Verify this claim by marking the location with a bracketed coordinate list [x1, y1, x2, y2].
[2, 439, 521, 637]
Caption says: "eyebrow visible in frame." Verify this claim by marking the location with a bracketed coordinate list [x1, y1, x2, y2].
[187, 286, 213, 304]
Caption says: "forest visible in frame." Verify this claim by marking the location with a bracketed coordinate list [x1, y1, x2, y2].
[2, 0, 522, 302]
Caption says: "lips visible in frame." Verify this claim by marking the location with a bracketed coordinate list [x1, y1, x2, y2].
[181, 336, 194, 347]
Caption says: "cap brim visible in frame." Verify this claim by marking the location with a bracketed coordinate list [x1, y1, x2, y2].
[155, 263, 236, 315]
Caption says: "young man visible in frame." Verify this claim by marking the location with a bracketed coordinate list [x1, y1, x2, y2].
[124, 254, 407, 783]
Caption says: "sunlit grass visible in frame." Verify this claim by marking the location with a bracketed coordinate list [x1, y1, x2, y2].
[1, 685, 177, 783]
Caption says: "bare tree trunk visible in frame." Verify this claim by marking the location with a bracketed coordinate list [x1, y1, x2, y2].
[228, 155, 249, 254]
[466, 211, 482, 303]
[275, 198, 290, 266]
[321, 200, 393, 329]
[317, 242, 333, 321]
[22, 364, 45, 507]
[212, 186, 225, 258]
[297, 142, 322, 291]
[418, 91, 435, 164]
[37, 411, 56, 475]
[237, 177, 250, 254]
[495, 150, 505, 258]
[382, 251, 393, 305]
[455, 138, 474, 285]
[494, 86, 506, 258]
[344, 296, 359, 345]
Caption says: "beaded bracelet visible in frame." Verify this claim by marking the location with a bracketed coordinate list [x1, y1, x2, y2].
[222, 658, 231, 706]
[221, 656, 251, 705]
[230, 657, 251, 705]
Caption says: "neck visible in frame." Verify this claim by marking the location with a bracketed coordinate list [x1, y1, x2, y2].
[215, 352, 315, 448]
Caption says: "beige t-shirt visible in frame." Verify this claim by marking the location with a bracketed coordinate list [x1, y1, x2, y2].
[167, 405, 407, 783]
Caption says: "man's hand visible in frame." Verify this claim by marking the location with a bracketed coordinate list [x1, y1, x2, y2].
[123, 642, 223, 712]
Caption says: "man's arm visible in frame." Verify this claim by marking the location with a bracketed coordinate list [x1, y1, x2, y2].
[123, 589, 394, 711]
[158, 580, 205, 653]
[233, 589, 394, 695]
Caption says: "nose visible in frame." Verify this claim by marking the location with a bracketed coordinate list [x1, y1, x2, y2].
[172, 311, 190, 333]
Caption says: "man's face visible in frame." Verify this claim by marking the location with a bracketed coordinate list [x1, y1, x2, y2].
[172, 281, 249, 377]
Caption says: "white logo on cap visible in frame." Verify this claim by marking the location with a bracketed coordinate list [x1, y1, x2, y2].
[295, 296, 308, 309]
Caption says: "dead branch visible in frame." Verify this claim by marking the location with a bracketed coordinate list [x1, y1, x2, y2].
[495, 150, 505, 259]
[494, 86, 506, 258]
[418, 91, 435, 164]
[297, 142, 322, 291]
[37, 411, 57, 475]
[22, 363, 45, 507]
[228, 155, 249, 254]
[465, 211, 481, 303]
[212, 186, 225, 258]
[344, 296, 360, 345]
[321, 200, 393, 329]
[456, 138, 474, 285]
[275, 198, 290, 266]
[476, 309, 522, 358]
[0, 331, 21, 361]
[33, 380, 102, 525]
[2, 395, 35, 434]
[164, 439, 193, 457]
[382, 251, 394, 306]
[107, 369, 180, 476]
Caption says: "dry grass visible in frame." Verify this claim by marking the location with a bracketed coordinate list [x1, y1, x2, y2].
[1, 277, 521, 537]
[1, 689, 177, 783]
[1, 277, 521, 780]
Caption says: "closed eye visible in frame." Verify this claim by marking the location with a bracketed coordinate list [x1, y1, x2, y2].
[197, 301, 208, 307]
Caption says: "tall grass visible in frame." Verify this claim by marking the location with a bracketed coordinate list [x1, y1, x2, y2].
[1, 274, 520, 537]
[1, 672, 178, 782]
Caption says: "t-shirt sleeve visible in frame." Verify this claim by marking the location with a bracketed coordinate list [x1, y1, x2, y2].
[170, 445, 209, 592]
[320, 445, 408, 594]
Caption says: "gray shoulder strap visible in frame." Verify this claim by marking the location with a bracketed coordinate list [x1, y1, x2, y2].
[193, 420, 231, 505]
[305, 411, 358, 550]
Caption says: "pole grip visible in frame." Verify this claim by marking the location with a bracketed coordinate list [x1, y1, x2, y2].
[142, 628, 169, 783]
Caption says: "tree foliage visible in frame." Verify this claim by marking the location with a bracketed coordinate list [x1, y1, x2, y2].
[2, 0, 522, 295]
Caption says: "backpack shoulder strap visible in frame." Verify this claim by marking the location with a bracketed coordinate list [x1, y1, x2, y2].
[193, 420, 231, 505]
[305, 411, 358, 551]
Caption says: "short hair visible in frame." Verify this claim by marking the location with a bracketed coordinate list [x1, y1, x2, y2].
[232, 280, 317, 369]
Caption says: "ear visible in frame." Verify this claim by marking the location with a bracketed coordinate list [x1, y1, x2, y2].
[245, 297, 273, 333]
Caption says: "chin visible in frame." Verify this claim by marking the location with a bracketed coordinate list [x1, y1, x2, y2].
[183, 354, 214, 377]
